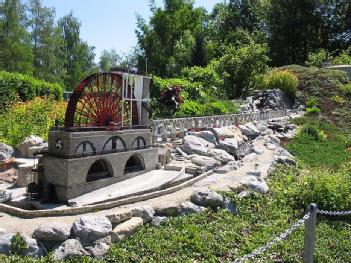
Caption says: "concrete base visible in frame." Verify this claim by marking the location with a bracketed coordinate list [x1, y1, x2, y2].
[41, 147, 159, 202]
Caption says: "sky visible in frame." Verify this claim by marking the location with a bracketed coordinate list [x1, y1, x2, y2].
[41, 0, 222, 61]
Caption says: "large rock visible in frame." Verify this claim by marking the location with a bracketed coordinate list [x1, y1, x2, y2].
[53, 239, 88, 260]
[178, 201, 206, 215]
[190, 190, 224, 210]
[0, 233, 43, 258]
[131, 206, 155, 223]
[182, 135, 215, 155]
[110, 217, 143, 243]
[106, 210, 133, 225]
[214, 160, 241, 174]
[238, 123, 260, 139]
[207, 149, 235, 164]
[72, 216, 112, 244]
[223, 198, 237, 214]
[217, 138, 238, 155]
[154, 203, 179, 217]
[191, 155, 221, 169]
[0, 143, 13, 161]
[150, 216, 167, 227]
[276, 148, 296, 166]
[189, 130, 217, 144]
[242, 177, 269, 194]
[90, 241, 109, 259]
[16, 135, 44, 158]
[33, 223, 71, 242]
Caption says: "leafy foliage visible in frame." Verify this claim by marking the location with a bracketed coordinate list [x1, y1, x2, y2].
[0, 71, 63, 113]
[0, 97, 67, 146]
[262, 70, 298, 99]
[175, 100, 238, 117]
[10, 233, 27, 256]
[215, 43, 269, 98]
[306, 49, 329, 67]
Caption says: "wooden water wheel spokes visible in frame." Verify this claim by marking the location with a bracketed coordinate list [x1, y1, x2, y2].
[65, 72, 137, 128]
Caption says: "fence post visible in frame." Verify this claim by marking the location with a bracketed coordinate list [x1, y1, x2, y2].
[303, 203, 318, 263]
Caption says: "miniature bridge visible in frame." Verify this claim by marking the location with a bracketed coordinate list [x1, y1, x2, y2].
[151, 109, 287, 142]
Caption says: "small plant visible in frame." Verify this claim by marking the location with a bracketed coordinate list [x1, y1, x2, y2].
[263, 70, 298, 99]
[10, 233, 27, 256]
[340, 82, 351, 97]
[305, 96, 320, 115]
[332, 95, 346, 105]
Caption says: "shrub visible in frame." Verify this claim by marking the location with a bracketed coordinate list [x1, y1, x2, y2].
[340, 82, 351, 97]
[203, 101, 229, 115]
[0, 97, 67, 146]
[305, 49, 328, 67]
[264, 70, 298, 99]
[306, 107, 321, 114]
[215, 43, 269, 98]
[175, 100, 238, 117]
[10, 233, 27, 256]
[175, 101, 204, 117]
[0, 71, 63, 113]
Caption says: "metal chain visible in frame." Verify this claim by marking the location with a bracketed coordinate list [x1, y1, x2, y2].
[317, 209, 351, 216]
[233, 213, 310, 263]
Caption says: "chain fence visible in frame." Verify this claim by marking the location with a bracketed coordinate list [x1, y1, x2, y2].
[232, 205, 351, 263]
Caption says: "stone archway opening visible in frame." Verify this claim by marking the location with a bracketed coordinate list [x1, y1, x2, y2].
[124, 154, 145, 174]
[87, 159, 113, 182]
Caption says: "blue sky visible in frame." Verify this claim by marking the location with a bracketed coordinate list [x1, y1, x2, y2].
[41, 0, 222, 61]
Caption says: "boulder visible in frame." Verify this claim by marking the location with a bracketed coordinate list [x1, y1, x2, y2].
[53, 239, 88, 260]
[191, 155, 221, 169]
[242, 153, 258, 162]
[90, 241, 109, 259]
[223, 198, 237, 214]
[33, 223, 71, 242]
[207, 149, 235, 164]
[131, 206, 155, 223]
[110, 217, 143, 243]
[178, 201, 206, 215]
[0, 143, 13, 161]
[16, 135, 44, 158]
[150, 216, 167, 226]
[253, 146, 264, 154]
[154, 203, 179, 217]
[242, 177, 269, 194]
[181, 135, 214, 155]
[238, 123, 260, 139]
[268, 135, 280, 145]
[214, 160, 241, 174]
[106, 210, 133, 225]
[190, 190, 224, 210]
[189, 130, 217, 144]
[0, 233, 43, 258]
[72, 216, 112, 244]
[217, 138, 238, 155]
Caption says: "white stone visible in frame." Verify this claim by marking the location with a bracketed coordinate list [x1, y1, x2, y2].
[131, 206, 155, 223]
[16, 135, 44, 158]
[190, 189, 224, 210]
[72, 216, 112, 244]
[239, 123, 260, 138]
[90, 241, 109, 259]
[191, 155, 221, 169]
[189, 130, 217, 144]
[106, 210, 133, 224]
[207, 149, 235, 164]
[53, 239, 88, 260]
[179, 201, 206, 215]
[0, 233, 43, 258]
[33, 223, 71, 241]
[253, 146, 264, 154]
[182, 135, 214, 155]
[111, 217, 143, 243]
[0, 143, 13, 160]
[242, 177, 269, 194]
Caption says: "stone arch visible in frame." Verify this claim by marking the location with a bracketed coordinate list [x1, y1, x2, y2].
[103, 136, 126, 153]
[132, 136, 146, 149]
[75, 141, 96, 158]
[124, 154, 145, 174]
[87, 159, 113, 182]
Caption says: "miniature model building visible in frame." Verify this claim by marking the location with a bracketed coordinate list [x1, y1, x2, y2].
[38, 72, 158, 202]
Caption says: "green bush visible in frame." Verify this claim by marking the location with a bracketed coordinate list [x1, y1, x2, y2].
[0, 71, 63, 113]
[10, 233, 27, 256]
[0, 97, 67, 146]
[340, 82, 351, 97]
[305, 49, 328, 67]
[175, 100, 238, 117]
[175, 101, 204, 117]
[263, 70, 298, 99]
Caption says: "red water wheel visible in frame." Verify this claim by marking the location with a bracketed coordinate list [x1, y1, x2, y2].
[64, 72, 138, 128]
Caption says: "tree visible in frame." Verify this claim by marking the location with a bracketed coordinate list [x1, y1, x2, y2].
[136, 0, 209, 77]
[57, 12, 96, 90]
[215, 43, 269, 98]
[28, 0, 65, 83]
[99, 49, 122, 71]
[0, 0, 33, 74]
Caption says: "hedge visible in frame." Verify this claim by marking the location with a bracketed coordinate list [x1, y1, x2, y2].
[0, 71, 63, 112]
